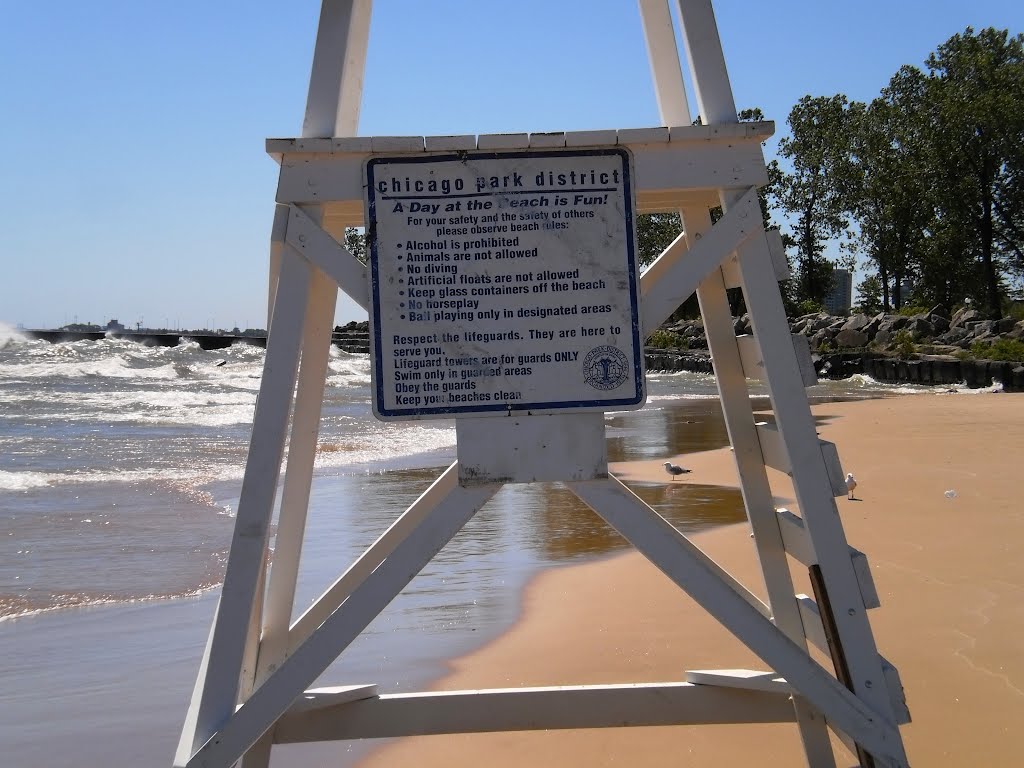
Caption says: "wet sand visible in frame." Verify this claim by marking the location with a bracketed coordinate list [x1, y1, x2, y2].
[358, 393, 1024, 767]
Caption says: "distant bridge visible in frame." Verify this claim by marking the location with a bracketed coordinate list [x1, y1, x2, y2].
[24, 328, 370, 354]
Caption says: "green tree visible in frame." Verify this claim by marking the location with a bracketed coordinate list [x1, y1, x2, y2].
[344, 227, 367, 263]
[854, 274, 884, 314]
[636, 212, 682, 267]
[844, 70, 933, 311]
[774, 95, 858, 304]
[920, 27, 1024, 316]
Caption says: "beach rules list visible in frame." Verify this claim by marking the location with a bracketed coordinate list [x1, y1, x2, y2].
[365, 148, 644, 420]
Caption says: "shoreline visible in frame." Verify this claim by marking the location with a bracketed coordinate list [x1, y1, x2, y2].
[356, 393, 1024, 767]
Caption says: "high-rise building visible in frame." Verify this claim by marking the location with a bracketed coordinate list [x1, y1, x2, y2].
[825, 268, 852, 315]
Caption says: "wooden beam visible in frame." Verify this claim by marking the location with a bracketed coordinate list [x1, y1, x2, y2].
[736, 334, 817, 388]
[287, 463, 461, 651]
[265, 122, 774, 159]
[182, 253, 311, 764]
[568, 477, 906, 765]
[754, 422, 848, 497]
[187, 478, 500, 768]
[639, 0, 691, 126]
[640, 186, 763, 337]
[284, 205, 368, 311]
[273, 138, 768, 210]
[721, 228, 790, 288]
[778, 509, 881, 610]
[685, 669, 791, 693]
[272, 683, 797, 743]
[796, 597, 910, 727]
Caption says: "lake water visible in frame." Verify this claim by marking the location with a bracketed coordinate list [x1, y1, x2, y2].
[0, 327, 924, 766]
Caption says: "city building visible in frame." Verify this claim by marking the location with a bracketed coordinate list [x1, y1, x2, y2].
[825, 268, 852, 315]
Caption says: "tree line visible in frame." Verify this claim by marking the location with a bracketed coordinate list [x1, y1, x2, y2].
[770, 26, 1023, 317]
[638, 26, 1024, 319]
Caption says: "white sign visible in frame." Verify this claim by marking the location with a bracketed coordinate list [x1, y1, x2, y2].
[365, 148, 644, 420]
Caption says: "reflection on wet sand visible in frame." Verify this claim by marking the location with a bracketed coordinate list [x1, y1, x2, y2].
[483, 481, 746, 564]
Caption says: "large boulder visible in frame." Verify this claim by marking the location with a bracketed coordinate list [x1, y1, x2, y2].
[950, 307, 983, 328]
[994, 317, 1017, 334]
[809, 329, 832, 349]
[927, 313, 950, 334]
[864, 312, 887, 337]
[878, 315, 909, 333]
[904, 316, 935, 339]
[810, 313, 835, 333]
[842, 313, 871, 332]
[939, 326, 971, 345]
[835, 329, 868, 348]
[967, 319, 995, 337]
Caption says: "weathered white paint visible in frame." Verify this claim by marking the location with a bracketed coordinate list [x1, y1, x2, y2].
[180, 252, 311, 764]
[681, 207, 836, 766]
[284, 204, 368, 310]
[180, 3, 911, 766]
[423, 134, 477, 151]
[641, 1, 836, 754]
[187, 478, 500, 768]
[779, 509, 882, 611]
[736, 333, 818, 387]
[638, 0, 691, 126]
[270, 132, 770, 222]
[754, 421, 849, 498]
[639, 186, 762, 336]
[669, 15, 905, 750]
[456, 412, 607, 484]
[729, 88, 909, 768]
[272, 683, 797, 742]
[796, 597, 910, 727]
[685, 669, 792, 693]
[568, 477, 905, 765]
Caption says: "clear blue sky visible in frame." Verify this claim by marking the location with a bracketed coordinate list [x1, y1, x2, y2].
[2, 1, 1021, 330]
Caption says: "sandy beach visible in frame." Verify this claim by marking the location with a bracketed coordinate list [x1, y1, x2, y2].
[357, 393, 1024, 767]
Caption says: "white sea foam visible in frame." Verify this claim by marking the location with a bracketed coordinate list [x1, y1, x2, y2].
[0, 470, 54, 491]
[0, 322, 27, 350]
[825, 373, 931, 395]
[313, 423, 458, 470]
[0, 466, 242, 491]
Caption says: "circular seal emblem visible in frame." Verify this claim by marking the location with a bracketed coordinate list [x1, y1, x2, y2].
[582, 345, 630, 391]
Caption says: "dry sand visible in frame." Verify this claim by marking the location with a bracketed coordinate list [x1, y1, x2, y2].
[358, 393, 1023, 767]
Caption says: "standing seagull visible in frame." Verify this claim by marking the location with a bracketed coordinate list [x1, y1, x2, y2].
[663, 462, 691, 481]
[846, 473, 858, 500]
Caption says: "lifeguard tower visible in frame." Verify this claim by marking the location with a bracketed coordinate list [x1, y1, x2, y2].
[175, 2, 911, 766]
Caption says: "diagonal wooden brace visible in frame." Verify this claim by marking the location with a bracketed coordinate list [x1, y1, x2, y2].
[640, 185, 762, 337]
[282, 204, 369, 310]
[185, 474, 500, 768]
[568, 476, 906, 767]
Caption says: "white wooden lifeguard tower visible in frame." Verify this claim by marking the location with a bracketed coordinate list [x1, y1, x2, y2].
[175, 2, 911, 766]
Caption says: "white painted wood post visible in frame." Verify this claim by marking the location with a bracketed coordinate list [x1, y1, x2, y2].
[180, 252, 312, 763]
[676, 1, 907, 764]
[640, 3, 834, 762]
[686, 207, 838, 767]
[569, 478, 906, 765]
[638, 0, 691, 127]
[268, 0, 371, 326]
[245, 4, 372, 765]
[187, 479, 501, 768]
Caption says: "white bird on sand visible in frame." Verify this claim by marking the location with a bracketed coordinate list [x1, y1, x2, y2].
[846, 472, 858, 500]
[664, 462, 692, 481]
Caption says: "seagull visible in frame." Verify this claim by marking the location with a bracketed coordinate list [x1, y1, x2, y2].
[664, 462, 691, 481]
[846, 473, 858, 500]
